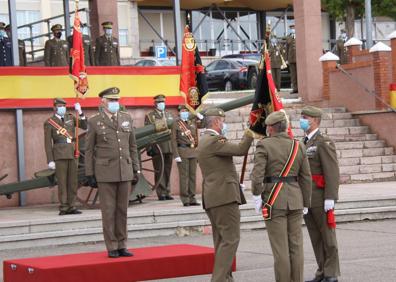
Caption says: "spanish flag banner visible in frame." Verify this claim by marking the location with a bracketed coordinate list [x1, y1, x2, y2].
[179, 26, 208, 112]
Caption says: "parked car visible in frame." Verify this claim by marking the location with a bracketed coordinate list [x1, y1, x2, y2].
[222, 53, 291, 89]
[134, 58, 176, 66]
[205, 58, 259, 92]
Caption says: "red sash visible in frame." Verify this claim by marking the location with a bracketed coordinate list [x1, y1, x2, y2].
[262, 140, 300, 220]
[48, 118, 73, 140]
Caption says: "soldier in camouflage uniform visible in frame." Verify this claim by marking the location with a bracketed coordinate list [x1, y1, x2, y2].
[44, 98, 87, 215]
[44, 24, 69, 67]
[95, 21, 120, 66]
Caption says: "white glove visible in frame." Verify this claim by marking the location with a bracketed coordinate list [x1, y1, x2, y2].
[175, 157, 182, 163]
[196, 112, 204, 120]
[303, 207, 308, 215]
[74, 103, 82, 115]
[239, 183, 246, 192]
[252, 195, 262, 214]
[324, 199, 335, 212]
[48, 161, 56, 170]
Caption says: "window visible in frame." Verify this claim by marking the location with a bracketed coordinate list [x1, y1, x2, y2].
[119, 29, 128, 46]
[215, 60, 229, 70]
[16, 10, 41, 45]
[205, 61, 218, 72]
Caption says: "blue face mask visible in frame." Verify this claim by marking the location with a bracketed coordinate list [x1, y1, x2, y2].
[180, 111, 189, 121]
[108, 101, 120, 114]
[300, 118, 310, 132]
[0, 30, 6, 38]
[221, 123, 228, 136]
[56, 106, 66, 117]
[105, 29, 112, 36]
[156, 102, 165, 111]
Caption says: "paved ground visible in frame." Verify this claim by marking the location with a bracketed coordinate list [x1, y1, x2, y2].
[1, 219, 396, 282]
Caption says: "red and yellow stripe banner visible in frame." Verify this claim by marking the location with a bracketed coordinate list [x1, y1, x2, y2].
[0, 66, 183, 109]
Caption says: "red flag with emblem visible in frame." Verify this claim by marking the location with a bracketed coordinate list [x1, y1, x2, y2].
[179, 26, 208, 112]
[69, 8, 88, 97]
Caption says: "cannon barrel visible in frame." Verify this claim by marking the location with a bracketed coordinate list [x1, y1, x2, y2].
[207, 94, 254, 113]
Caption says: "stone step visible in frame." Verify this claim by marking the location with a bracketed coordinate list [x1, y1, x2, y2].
[290, 119, 360, 128]
[339, 163, 396, 174]
[338, 156, 396, 166]
[337, 147, 394, 158]
[335, 140, 386, 150]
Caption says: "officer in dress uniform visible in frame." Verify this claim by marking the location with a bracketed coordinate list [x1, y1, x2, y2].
[251, 111, 312, 282]
[336, 29, 348, 65]
[286, 24, 298, 94]
[171, 105, 200, 206]
[95, 21, 120, 66]
[196, 108, 254, 282]
[44, 98, 87, 215]
[269, 37, 285, 92]
[0, 22, 13, 66]
[144, 94, 175, 201]
[44, 24, 69, 66]
[5, 24, 26, 66]
[85, 87, 140, 258]
[67, 23, 94, 66]
[300, 106, 340, 282]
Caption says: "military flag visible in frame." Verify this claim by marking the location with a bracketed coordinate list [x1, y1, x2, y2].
[69, 3, 89, 97]
[179, 26, 208, 112]
[249, 42, 293, 138]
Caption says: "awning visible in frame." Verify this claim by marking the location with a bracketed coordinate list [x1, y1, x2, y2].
[137, 0, 293, 11]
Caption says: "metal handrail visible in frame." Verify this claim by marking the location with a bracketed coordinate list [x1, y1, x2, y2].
[336, 63, 395, 113]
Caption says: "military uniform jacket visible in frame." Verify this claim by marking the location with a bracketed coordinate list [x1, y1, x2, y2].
[305, 130, 339, 208]
[144, 109, 174, 154]
[85, 111, 139, 183]
[44, 38, 69, 66]
[171, 117, 198, 159]
[95, 35, 120, 66]
[68, 34, 95, 66]
[44, 113, 88, 162]
[269, 43, 283, 69]
[251, 132, 312, 210]
[286, 35, 296, 63]
[0, 37, 13, 66]
[196, 131, 253, 210]
[18, 39, 26, 66]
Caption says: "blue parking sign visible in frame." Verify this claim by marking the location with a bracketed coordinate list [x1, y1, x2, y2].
[155, 46, 168, 59]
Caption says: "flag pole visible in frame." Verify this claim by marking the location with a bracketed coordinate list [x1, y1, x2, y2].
[74, 0, 80, 159]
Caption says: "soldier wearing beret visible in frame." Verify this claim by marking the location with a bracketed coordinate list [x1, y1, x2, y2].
[5, 24, 27, 66]
[95, 21, 120, 66]
[171, 105, 201, 206]
[301, 106, 340, 282]
[44, 98, 87, 215]
[85, 87, 140, 258]
[0, 22, 13, 66]
[286, 24, 298, 94]
[67, 23, 94, 66]
[251, 110, 311, 282]
[196, 108, 253, 282]
[144, 94, 175, 201]
[44, 24, 69, 66]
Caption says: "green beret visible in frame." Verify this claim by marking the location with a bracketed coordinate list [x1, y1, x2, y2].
[98, 87, 120, 99]
[53, 97, 66, 106]
[265, 111, 287, 126]
[154, 94, 166, 103]
[204, 107, 225, 117]
[0, 22, 6, 30]
[301, 106, 323, 117]
[51, 24, 62, 32]
[101, 21, 113, 29]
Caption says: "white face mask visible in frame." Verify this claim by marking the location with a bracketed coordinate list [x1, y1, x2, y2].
[105, 29, 112, 36]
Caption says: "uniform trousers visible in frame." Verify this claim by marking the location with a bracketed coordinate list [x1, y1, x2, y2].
[153, 152, 173, 198]
[98, 181, 130, 251]
[55, 159, 78, 212]
[206, 202, 240, 282]
[177, 157, 197, 204]
[304, 207, 340, 278]
[271, 67, 281, 91]
[289, 63, 298, 92]
[265, 208, 304, 282]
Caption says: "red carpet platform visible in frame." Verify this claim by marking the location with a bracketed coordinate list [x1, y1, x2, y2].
[3, 244, 236, 282]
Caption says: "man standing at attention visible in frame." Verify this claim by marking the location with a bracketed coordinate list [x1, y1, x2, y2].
[196, 108, 253, 282]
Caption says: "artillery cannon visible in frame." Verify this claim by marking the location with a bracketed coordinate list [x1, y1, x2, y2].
[0, 94, 254, 208]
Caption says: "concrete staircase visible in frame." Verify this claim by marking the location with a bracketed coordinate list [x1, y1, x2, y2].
[225, 104, 396, 185]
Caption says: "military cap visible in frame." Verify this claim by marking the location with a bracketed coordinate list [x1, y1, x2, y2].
[301, 106, 323, 117]
[204, 107, 225, 117]
[51, 24, 62, 32]
[153, 94, 166, 103]
[0, 22, 6, 30]
[101, 21, 113, 29]
[98, 87, 120, 99]
[265, 111, 287, 125]
[53, 97, 67, 106]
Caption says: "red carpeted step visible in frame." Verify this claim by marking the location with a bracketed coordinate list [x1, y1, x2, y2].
[3, 244, 236, 282]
